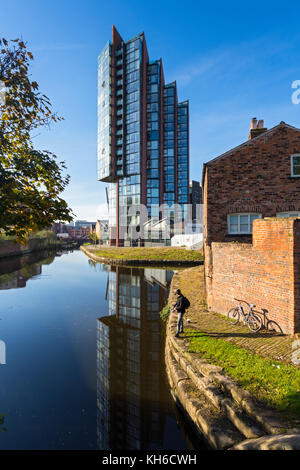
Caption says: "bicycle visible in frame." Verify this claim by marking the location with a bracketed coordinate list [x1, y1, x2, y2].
[227, 298, 262, 332]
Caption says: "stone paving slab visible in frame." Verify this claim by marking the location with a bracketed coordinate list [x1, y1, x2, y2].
[231, 433, 300, 450]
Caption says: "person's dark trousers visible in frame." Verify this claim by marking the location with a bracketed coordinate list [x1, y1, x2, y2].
[176, 310, 185, 335]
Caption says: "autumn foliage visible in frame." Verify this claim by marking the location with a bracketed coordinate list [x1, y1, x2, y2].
[0, 38, 73, 241]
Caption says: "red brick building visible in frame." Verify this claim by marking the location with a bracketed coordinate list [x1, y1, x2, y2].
[202, 120, 300, 247]
[202, 120, 300, 334]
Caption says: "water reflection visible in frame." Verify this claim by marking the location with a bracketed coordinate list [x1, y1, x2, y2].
[97, 266, 179, 450]
[0, 251, 57, 290]
[0, 251, 204, 450]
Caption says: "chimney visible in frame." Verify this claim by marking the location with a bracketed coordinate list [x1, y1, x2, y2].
[248, 117, 268, 140]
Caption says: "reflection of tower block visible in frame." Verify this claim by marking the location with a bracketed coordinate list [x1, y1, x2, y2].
[96, 266, 172, 450]
[108, 226, 117, 246]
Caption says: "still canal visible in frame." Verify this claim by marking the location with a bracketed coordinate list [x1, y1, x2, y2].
[0, 249, 205, 450]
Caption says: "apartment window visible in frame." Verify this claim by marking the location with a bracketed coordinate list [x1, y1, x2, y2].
[291, 154, 300, 177]
[227, 213, 262, 234]
[277, 212, 300, 217]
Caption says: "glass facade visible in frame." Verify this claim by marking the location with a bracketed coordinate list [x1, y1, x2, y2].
[177, 101, 189, 220]
[177, 101, 189, 205]
[98, 42, 112, 181]
[119, 174, 141, 231]
[147, 61, 160, 219]
[125, 38, 141, 177]
[118, 37, 142, 238]
[108, 183, 116, 228]
[163, 83, 176, 209]
[97, 28, 189, 243]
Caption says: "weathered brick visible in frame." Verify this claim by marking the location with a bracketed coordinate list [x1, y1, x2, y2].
[203, 123, 300, 335]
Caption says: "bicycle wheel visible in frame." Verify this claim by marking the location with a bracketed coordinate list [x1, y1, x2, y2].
[247, 314, 262, 332]
[227, 307, 240, 325]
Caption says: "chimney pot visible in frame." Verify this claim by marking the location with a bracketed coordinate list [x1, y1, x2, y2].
[248, 118, 267, 140]
[257, 119, 264, 128]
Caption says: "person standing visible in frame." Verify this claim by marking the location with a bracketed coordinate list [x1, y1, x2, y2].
[173, 289, 190, 338]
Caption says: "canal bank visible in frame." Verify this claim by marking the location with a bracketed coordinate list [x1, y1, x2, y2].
[165, 267, 300, 450]
[80, 245, 203, 267]
[0, 231, 76, 260]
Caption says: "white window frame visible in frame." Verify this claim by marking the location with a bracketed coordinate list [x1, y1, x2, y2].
[291, 154, 300, 177]
[277, 211, 300, 218]
[227, 213, 262, 235]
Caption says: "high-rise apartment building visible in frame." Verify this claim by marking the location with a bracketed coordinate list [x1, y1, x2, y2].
[98, 26, 189, 245]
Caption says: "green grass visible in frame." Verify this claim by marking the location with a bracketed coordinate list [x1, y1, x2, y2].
[187, 330, 300, 419]
[28, 230, 56, 240]
[160, 304, 171, 322]
[91, 246, 203, 262]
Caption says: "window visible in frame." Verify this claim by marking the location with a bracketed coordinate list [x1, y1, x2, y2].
[227, 213, 262, 234]
[291, 154, 300, 177]
[277, 212, 300, 217]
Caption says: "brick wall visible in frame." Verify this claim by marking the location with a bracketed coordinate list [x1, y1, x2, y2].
[206, 218, 300, 335]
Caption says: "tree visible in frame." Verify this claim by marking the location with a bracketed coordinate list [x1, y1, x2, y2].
[0, 38, 73, 241]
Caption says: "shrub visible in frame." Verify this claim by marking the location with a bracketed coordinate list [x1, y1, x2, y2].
[160, 304, 170, 322]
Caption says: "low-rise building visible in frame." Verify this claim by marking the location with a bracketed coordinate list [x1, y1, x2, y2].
[202, 119, 300, 248]
[67, 225, 90, 240]
[202, 119, 300, 334]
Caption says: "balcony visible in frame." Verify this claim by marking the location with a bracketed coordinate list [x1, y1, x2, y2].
[116, 69, 123, 77]
[117, 99, 123, 106]
[117, 109, 123, 116]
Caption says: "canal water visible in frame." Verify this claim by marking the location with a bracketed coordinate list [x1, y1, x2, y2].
[0, 249, 205, 450]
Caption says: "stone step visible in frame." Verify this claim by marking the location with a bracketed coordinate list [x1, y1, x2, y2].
[210, 372, 287, 435]
[231, 433, 300, 450]
[166, 348, 244, 450]
[167, 338, 265, 439]
[168, 330, 288, 436]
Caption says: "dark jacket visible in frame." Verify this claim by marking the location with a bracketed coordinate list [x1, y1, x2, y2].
[174, 294, 185, 313]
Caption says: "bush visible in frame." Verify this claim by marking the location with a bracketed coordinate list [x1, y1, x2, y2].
[160, 304, 170, 322]
[29, 230, 56, 240]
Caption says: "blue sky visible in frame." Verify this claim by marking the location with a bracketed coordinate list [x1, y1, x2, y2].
[2, 0, 300, 220]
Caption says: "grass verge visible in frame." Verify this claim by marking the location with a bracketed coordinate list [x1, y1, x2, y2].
[186, 330, 300, 419]
[92, 247, 203, 262]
